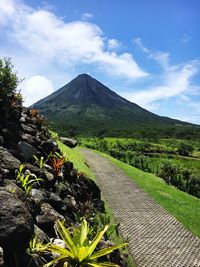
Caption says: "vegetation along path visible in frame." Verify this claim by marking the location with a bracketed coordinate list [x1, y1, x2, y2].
[81, 149, 200, 267]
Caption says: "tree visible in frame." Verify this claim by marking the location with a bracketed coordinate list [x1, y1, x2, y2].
[0, 57, 21, 122]
[0, 58, 19, 99]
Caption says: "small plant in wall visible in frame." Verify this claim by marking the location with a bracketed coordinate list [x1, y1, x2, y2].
[10, 90, 23, 107]
[26, 232, 49, 266]
[34, 218, 127, 267]
[15, 164, 44, 193]
[50, 154, 66, 178]
[33, 152, 52, 170]
[30, 108, 47, 125]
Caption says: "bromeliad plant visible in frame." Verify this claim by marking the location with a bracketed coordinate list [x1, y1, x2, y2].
[50, 154, 66, 178]
[91, 214, 120, 241]
[36, 218, 127, 267]
[15, 164, 44, 193]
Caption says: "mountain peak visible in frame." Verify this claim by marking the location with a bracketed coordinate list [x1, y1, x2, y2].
[33, 74, 194, 137]
[77, 73, 91, 79]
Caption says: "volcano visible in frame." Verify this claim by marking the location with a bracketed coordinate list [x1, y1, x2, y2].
[33, 74, 197, 137]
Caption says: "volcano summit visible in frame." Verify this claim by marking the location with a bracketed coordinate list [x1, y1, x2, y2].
[33, 74, 197, 138]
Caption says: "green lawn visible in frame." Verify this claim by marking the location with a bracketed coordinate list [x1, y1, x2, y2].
[57, 141, 95, 180]
[95, 150, 200, 238]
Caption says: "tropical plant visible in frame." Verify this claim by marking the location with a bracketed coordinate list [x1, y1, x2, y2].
[30, 108, 47, 125]
[36, 219, 127, 267]
[31, 108, 39, 118]
[91, 214, 120, 241]
[26, 232, 46, 255]
[26, 232, 48, 267]
[33, 155, 45, 169]
[51, 155, 66, 177]
[33, 152, 52, 170]
[15, 164, 44, 193]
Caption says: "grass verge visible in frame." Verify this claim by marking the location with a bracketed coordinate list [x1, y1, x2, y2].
[57, 141, 95, 180]
[96, 150, 200, 238]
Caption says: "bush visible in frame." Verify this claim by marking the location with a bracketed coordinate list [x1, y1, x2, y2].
[159, 160, 200, 198]
[159, 160, 178, 184]
[0, 58, 19, 100]
[0, 58, 21, 121]
[177, 143, 193, 156]
[187, 173, 200, 198]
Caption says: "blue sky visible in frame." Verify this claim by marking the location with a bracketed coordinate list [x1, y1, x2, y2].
[0, 0, 200, 124]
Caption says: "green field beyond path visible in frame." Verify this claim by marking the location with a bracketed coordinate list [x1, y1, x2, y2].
[97, 150, 200, 238]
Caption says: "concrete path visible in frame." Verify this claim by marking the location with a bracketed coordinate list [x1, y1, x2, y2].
[81, 149, 200, 267]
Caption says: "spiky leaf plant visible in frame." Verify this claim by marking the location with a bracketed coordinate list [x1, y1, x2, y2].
[37, 219, 127, 267]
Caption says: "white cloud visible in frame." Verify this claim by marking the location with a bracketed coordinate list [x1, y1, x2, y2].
[122, 60, 199, 109]
[21, 76, 54, 107]
[81, 12, 93, 21]
[123, 39, 200, 111]
[133, 38, 169, 69]
[0, 0, 16, 25]
[153, 51, 170, 69]
[107, 39, 121, 49]
[181, 34, 191, 44]
[0, 0, 148, 80]
[133, 38, 151, 54]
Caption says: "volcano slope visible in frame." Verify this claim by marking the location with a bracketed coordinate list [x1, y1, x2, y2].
[33, 74, 199, 138]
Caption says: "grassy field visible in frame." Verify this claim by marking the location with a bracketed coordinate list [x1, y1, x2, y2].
[80, 137, 200, 157]
[95, 150, 200, 238]
[80, 137, 200, 198]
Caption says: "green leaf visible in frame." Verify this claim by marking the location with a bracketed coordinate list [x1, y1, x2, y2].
[45, 243, 73, 258]
[19, 164, 25, 173]
[88, 262, 119, 267]
[90, 243, 128, 260]
[80, 218, 88, 246]
[77, 246, 88, 261]
[44, 255, 68, 267]
[57, 220, 77, 256]
[87, 225, 109, 257]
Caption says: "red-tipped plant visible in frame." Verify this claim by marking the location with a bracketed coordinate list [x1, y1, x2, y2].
[31, 108, 39, 118]
[51, 155, 66, 178]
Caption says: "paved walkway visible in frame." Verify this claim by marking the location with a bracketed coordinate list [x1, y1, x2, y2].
[81, 149, 200, 267]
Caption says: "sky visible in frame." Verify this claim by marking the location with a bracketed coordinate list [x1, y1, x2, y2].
[0, 0, 200, 124]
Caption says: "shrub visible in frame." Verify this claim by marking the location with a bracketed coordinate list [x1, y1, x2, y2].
[159, 160, 178, 184]
[0, 58, 21, 120]
[34, 219, 127, 267]
[177, 143, 193, 156]
[0, 58, 19, 98]
[186, 173, 200, 198]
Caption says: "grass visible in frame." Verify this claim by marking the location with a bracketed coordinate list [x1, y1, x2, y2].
[94, 150, 200, 238]
[57, 140, 95, 180]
